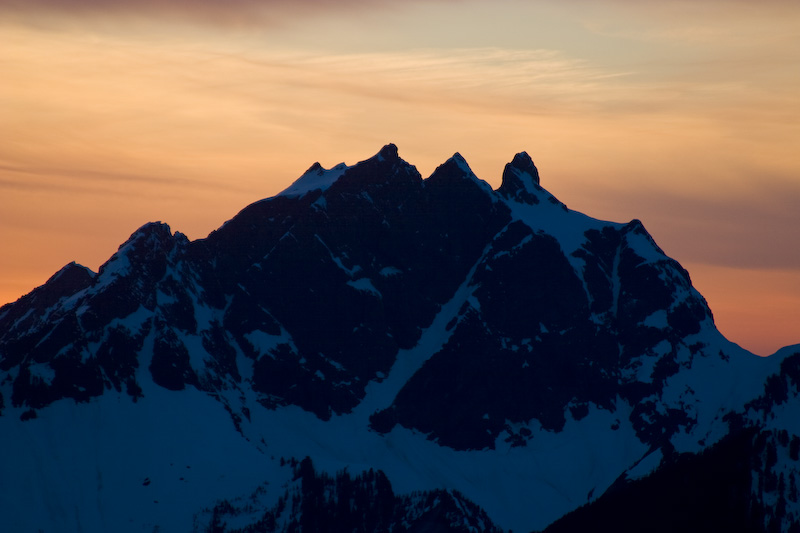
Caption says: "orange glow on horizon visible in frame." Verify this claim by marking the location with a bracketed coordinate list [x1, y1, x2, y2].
[685, 265, 800, 357]
[2, 1, 799, 356]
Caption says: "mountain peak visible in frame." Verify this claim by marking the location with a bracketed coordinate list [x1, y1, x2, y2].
[426, 152, 494, 196]
[0, 261, 95, 315]
[509, 151, 539, 184]
[450, 152, 469, 170]
[121, 221, 183, 252]
[48, 261, 96, 285]
[497, 151, 567, 210]
[278, 145, 404, 199]
[377, 143, 399, 161]
[97, 221, 185, 280]
[498, 151, 543, 203]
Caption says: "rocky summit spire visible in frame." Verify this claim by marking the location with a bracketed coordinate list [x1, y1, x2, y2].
[376, 143, 399, 161]
[509, 152, 540, 184]
[425, 152, 494, 196]
[498, 151, 542, 204]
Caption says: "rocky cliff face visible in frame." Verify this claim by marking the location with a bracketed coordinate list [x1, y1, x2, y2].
[1, 144, 798, 532]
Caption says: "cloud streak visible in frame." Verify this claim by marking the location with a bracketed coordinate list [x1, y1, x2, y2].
[0, 162, 253, 197]
[0, 0, 447, 28]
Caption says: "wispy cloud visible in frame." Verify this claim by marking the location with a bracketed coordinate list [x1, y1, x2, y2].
[265, 47, 629, 115]
[0, 162, 253, 197]
[0, 0, 447, 28]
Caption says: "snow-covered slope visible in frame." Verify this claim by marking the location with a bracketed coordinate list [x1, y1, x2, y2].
[1, 144, 798, 532]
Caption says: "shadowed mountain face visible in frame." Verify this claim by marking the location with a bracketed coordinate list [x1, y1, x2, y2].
[1, 144, 799, 533]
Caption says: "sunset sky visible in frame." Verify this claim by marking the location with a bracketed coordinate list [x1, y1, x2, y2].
[1, 0, 799, 355]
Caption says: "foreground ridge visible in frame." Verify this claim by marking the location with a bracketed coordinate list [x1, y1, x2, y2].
[1, 145, 799, 533]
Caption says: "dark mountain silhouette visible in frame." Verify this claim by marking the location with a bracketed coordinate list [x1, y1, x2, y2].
[1, 144, 799, 532]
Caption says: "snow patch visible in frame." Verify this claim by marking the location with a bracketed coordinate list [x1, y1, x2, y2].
[379, 266, 403, 278]
[28, 363, 56, 385]
[314, 235, 361, 278]
[642, 310, 668, 328]
[625, 448, 663, 480]
[278, 162, 348, 198]
[0, 387, 273, 533]
[244, 329, 293, 358]
[347, 278, 381, 297]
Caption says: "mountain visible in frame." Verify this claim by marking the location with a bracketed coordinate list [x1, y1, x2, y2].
[1, 144, 799, 532]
